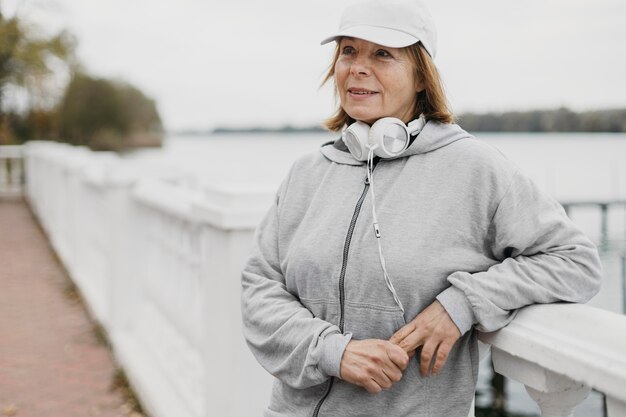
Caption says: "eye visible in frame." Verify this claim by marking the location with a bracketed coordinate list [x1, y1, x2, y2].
[341, 45, 356, 56]
[375, 49, 392, 58]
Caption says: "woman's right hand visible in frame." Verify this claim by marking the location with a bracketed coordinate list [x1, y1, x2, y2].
[339, 339, 409, 393]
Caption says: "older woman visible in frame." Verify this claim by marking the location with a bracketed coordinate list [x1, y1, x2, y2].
[241, 0, 602, 416]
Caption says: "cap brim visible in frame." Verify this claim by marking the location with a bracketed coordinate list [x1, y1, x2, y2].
[320, 25, 418, 48]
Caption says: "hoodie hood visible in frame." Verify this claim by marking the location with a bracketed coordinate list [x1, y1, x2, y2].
[320, 120, 472, 165]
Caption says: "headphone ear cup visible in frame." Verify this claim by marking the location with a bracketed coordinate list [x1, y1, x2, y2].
[342, 121, 371, 161]
[369, 117, 410, 159]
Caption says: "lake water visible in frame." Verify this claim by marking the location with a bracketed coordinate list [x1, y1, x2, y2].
[132, 131, 626, 199]
[127, 131, 626, 416]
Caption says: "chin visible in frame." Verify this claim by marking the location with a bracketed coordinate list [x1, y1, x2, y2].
[345, 110, 382, 125]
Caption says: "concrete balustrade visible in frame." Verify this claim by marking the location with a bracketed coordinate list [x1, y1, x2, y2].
[24, 141, 274, 417]
[481, 303, 626, 417]
[22, 141, 626, 417]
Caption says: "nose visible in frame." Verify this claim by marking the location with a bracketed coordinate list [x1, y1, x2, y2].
[350, 55, 370, 77]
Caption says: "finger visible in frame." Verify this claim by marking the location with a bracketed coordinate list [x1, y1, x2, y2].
[382, 366, 402, 384]
[364, 378, 383, 394]
[420, 339, 439, 377]
[361, 359, 393, 391]
[372, 367, 393, 390]
[431, 341, 453, 375]
[389, 322, 415, 345]
[397, 327, 426, 353]
[386, 343, 409, 370]
[407, 349, 416, 358]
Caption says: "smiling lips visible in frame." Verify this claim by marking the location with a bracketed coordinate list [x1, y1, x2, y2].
[347, 87, 378, 98]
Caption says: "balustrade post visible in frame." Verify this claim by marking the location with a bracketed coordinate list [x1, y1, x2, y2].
[0, 157, 6, 190]
[606, 396, 626, 416]
[11, 155, 23, 186]
[490, 347, 590, 417]
[0, 145, 24, 197]
[525, 384, 590, 417]
[600, 203, 609, 248]
[622, 253, 626, 314]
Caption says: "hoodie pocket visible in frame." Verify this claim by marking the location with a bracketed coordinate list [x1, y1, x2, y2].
[343, 301, 405, 340]
[299, 297, 338, 324]
[343, 302, 425, 387]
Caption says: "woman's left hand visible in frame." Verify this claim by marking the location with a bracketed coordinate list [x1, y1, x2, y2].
[389, 300, 461, 377]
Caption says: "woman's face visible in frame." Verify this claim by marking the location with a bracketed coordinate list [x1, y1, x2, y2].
[334, 37, 422, 125]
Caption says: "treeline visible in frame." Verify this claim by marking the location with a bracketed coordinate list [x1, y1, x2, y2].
[211, 125, 326, 134]
[457, 107, 626, 133]
[204, 108, 626, 136]
[0, 9, 162, 151]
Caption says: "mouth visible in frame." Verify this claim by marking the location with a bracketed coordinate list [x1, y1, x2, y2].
[347, 87, 378, 96]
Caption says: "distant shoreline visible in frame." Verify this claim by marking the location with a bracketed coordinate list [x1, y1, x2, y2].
[171, 107, 626, 136]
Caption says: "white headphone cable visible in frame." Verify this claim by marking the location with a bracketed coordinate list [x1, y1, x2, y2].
[366, 146, 405, 314]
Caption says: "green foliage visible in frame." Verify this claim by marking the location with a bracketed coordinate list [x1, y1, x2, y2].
[56, 73, 163, 151]
[4, 109, 55, 143]
[0, 11, 75, 105]
[0, 8, 75, 144]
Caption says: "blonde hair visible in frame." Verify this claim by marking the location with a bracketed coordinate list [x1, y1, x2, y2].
[322, 41, 455, 132]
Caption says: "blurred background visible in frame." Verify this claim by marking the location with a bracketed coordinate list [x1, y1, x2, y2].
[2, 0, 625, 136]
[1, 0, 625, 416]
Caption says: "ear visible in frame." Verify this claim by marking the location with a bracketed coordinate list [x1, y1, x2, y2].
[415, 77, 425, 93]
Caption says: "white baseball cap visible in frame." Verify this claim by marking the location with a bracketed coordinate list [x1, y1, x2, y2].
[320, 0, 438, 58]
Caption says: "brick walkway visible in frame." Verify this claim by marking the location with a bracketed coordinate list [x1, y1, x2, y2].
[0, 199, 142, 417]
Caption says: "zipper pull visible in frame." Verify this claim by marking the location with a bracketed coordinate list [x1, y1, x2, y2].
[373, 223, 381, 238]
[364, 175, 370, 185]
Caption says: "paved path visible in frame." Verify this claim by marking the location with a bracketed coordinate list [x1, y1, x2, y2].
[0, 199, 142, 417]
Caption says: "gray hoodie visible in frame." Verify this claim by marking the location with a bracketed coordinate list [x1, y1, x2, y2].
[241, 121, 602, 417]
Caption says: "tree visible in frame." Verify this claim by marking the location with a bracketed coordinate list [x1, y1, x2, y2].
[56, 73, 163, 151]
[0, 6, 75, 144]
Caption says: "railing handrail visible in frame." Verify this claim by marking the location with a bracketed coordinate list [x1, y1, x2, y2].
[479, 302, 626, 402]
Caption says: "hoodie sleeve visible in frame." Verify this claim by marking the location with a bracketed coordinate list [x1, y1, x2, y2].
[436, 169, 603, 334]
[241, 172, 352, 389]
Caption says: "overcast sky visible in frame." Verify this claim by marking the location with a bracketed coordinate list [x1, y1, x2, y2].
[4, 0, 626, 131]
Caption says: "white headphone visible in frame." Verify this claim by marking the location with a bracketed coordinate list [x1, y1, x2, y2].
[342, 115, 426, 161]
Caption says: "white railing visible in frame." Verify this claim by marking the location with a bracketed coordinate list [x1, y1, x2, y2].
[23, 141, 626, 417]
[24, 141, 276, 417]
[480, 304, 626, 416]
[0, 145, 25, 197]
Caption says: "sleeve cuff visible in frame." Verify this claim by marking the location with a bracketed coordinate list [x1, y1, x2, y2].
[436, 286, 476, 335]
[318, 331, 353, 378]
